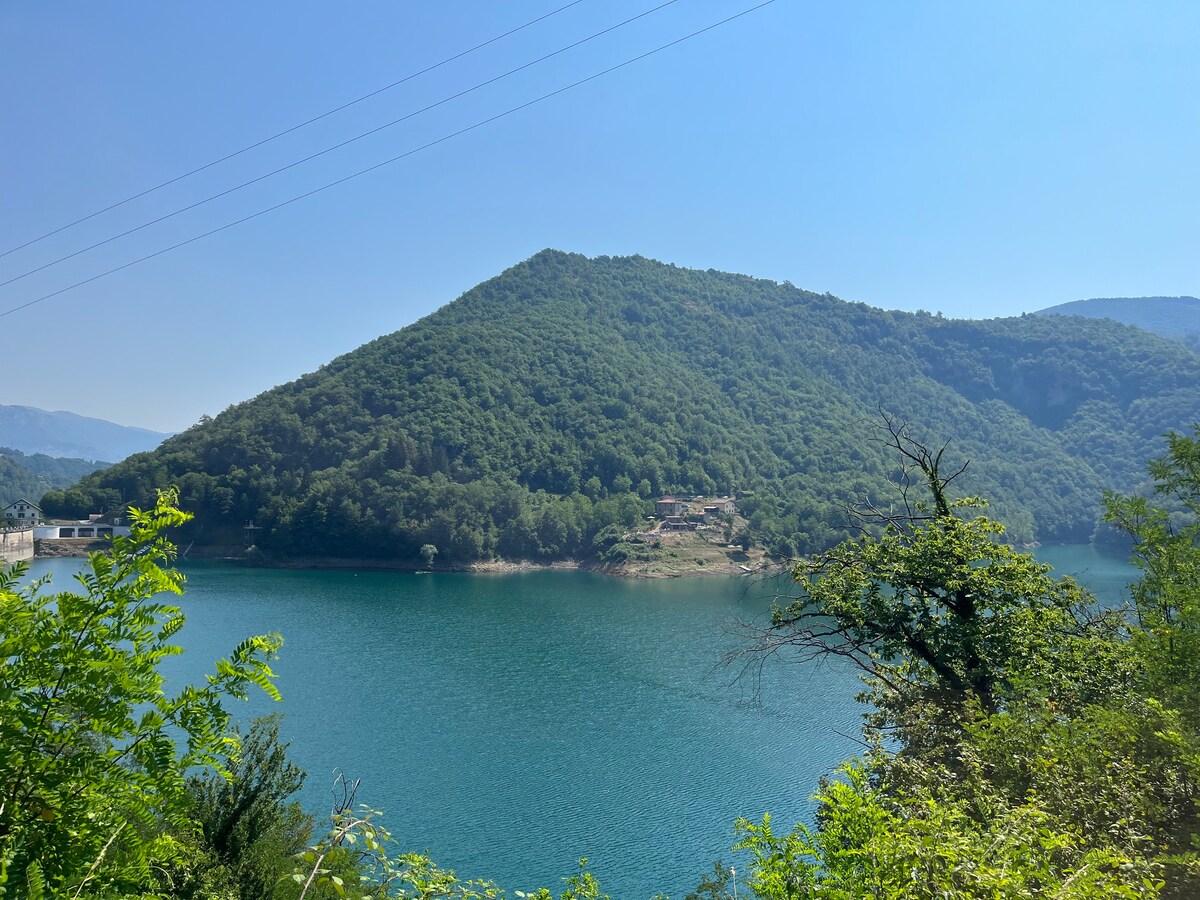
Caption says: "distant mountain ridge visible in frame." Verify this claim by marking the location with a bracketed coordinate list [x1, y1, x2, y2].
[1034, 296, 1200, 349]
[0, 404, 171, 461]
[46, 250, 1200, 565]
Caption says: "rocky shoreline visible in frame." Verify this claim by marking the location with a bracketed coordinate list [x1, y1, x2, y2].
[33, 539, 783, 579]
[32, 538, 111, 558]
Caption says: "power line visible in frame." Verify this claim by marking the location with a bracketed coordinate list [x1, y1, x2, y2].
[0, 0, 682, 291]
[0, 0, 590, 262]
[0, 0, 778, 321]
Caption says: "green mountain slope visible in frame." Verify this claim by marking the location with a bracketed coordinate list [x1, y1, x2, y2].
[1034, 296, 1200, 349]
[44, 251, 1200, 563]
[0, 448, 108, 509]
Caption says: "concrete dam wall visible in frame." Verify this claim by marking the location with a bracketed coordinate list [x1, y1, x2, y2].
[0, 527, 34, 563]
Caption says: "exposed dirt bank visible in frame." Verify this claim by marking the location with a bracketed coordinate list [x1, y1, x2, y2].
[34, 538, 110, 557]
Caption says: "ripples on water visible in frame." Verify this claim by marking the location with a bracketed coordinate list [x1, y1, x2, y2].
[24, 547, 1133, 898]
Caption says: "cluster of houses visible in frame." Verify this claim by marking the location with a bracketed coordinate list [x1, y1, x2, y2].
[653, 496, 737, 531]
[2, 498, 132, 539]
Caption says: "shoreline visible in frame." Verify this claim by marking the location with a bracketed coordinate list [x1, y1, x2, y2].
[33, 539, 783, 579]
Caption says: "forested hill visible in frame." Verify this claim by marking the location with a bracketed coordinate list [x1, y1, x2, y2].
[43, 250, 1200, 564]
[1034, 296, 1200, 350]
[0, 448, 107, 509]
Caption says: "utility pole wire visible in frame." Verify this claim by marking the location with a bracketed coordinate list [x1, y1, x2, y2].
[0, 0, 590, 261]
[0, 0, 778, 321]
[0, 0, 681, 291]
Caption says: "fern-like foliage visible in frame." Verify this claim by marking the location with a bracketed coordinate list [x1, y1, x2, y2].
[0, 488, 282, 896]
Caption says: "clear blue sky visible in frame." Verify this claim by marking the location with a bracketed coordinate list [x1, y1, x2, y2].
[2, 1, 1197, 432]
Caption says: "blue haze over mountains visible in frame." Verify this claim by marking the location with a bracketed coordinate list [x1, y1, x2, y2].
[0, 404, 171, 462]
[1034, 296, 1200, 349]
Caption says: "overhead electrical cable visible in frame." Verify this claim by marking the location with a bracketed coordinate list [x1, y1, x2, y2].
[0, 0, 778, 321]
[0, 0, 682, 291]
[0, 0, 590, 261]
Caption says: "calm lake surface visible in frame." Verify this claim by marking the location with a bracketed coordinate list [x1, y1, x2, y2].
[26, 544, 1135, 898]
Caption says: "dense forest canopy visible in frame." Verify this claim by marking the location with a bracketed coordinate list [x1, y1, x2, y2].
[43, 250, 1200, 564]
[0, 447, 107, 508]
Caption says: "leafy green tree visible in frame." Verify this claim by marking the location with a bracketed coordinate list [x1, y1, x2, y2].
[0, 490, 282, 897]
[1106, 426, 1200, 729]
[1102, 426, 1200, 889]
[734, 528, 751, 553]
[685, 861, 735, 900]
[746, 420, 1099, 731]
[731, 421, 1200, 897]
[733, 777, 1162, 899]
[187, 716, 311, 900]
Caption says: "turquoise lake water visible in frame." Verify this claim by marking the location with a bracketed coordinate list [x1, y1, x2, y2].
[25, 545, 1135, 898]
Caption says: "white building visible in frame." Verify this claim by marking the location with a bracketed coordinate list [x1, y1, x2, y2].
[3, 499, 42, 525]
[35, 523, 131, 539]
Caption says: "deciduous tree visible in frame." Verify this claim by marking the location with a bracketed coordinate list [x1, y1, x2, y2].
[0, 490, 282, 897]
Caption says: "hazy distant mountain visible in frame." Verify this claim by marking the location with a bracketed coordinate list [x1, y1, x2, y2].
[0, 404, 171, 461]
[1034, 296, 1200, 349]
[48, 251, 1200, 564]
